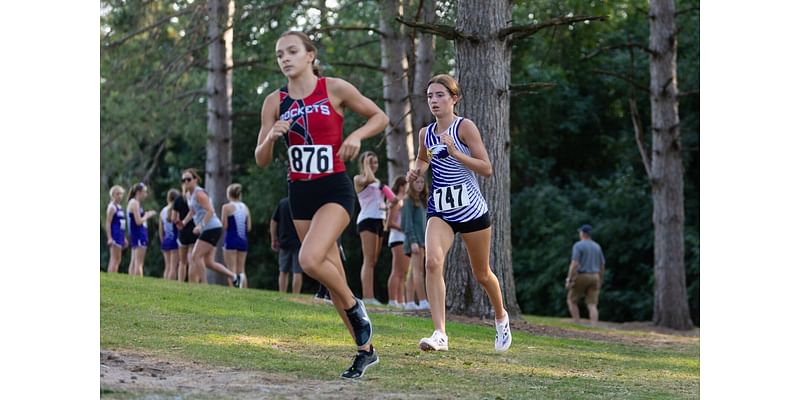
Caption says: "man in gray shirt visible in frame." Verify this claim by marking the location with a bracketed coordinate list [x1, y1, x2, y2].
[565, 224, 606, 327]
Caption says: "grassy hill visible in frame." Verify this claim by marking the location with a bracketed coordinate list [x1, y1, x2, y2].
[100, 273, 699, 399]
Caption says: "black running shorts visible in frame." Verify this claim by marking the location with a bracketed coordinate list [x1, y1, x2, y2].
[198, 227, 223, 246]
[288, 172, 356, 221]
[357, 218, 384, 236]
[427, 212, 491, 235]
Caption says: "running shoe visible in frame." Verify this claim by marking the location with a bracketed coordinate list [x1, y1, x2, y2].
[340, 346, 379, 379]
[232, 274, 242, 288]
[417, 300, 430, 310]
[495, 312, 512, 352]
[345, 298, 373, 347]
[419, 330, 448, 351]
[363, 298, 382, 306]
[403, 302, 418, 311]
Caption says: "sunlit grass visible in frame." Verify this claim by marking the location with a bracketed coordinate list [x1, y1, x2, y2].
[101, 273, 699, 399]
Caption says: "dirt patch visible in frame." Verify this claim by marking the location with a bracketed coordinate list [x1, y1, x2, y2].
[100, 350, 431, 400]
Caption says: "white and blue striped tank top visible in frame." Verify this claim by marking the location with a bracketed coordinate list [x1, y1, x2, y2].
[160, 206, 176, 241]
[229, 202, 248, 239]
[424, 116, 488, 222]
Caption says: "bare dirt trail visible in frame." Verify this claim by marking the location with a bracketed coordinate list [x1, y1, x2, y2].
[100, 350, 433, 400]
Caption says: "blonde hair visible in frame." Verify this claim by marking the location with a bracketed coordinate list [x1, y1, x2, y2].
[227, 183, 242, 200]
[109, 185, 124, 199]
[358, 151, 378, 175]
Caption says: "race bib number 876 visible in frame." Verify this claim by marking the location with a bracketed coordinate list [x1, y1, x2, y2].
[289, 145, 334, 174]
[433, 184, 470, 212]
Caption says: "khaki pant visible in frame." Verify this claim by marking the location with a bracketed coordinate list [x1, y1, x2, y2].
[568, 273, 600, 305]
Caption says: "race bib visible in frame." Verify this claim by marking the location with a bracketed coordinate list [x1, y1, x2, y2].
[433, 184, 470, 212]
[288, 145, 334, 174]
[119, 218, 126, 231]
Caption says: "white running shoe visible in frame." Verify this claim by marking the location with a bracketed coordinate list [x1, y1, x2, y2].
[363, 298, 382, 306]
[417, 300, 430, 310]
[495, 312, 512, 352]
[403, 302, 418, 311]
[419, 330, 449, 351]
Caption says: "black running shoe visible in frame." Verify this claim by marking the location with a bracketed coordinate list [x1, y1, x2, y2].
[340, 347, 379, 379]
[345, 298, 373, 347]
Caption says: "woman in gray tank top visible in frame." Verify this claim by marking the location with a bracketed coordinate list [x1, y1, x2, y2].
[177, 168, 242, 287]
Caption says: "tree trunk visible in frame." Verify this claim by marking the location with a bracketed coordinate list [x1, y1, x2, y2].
[380, 0, 413, 184]
[648, 0, 693, 330]
[445, 0, 521, 318]
[410, 0, 435, 149]
[206, 0, 234, 284]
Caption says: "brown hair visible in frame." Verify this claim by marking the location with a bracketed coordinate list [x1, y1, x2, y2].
[408, 176, 429, 208]
[427, 74, 461, 105]
[279, 31, 321, 77]
[182, 168, 201, 184]
[227, 183, 242, 200]
[166, 188, 180, 204]
[391, 176, 407, 195]
[127, 182, 146, 201]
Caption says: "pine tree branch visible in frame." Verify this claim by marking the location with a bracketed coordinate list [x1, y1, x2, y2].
[329, 62, 386, 73]
[509, 82, 557, 95]
[308, 25, 387, 38]
[675, 6, 700, 16]
[582, 43, 655, 60]
[500, 15, 608, 41]
[629, 99, 652, 179]
[590, 69, 650, 93]
[395, 17, 465, 41]
[103, 6, 199, 49]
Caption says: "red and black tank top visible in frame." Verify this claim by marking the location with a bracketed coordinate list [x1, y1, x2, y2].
[279, 77, 345, 182]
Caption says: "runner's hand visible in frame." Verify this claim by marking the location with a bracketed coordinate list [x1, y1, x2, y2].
[338, 134, 361, 161]
[268, 120, 290, 143]
[406, 168, 420, 184]
[441, 133, 457, 156]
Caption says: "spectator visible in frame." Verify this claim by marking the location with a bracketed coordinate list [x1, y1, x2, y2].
[271, 197, 303, 293]
[565, 224, 606, 327]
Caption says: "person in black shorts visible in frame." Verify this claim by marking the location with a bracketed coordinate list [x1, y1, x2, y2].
[254, 31, 388, 379]
[173, 178, 198, 283]
[271, 197, 303, 293]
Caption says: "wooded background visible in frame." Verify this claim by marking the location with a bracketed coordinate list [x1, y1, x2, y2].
[100, 0, 699, 328]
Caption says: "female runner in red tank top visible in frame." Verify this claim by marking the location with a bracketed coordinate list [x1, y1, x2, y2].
[255, 31, 388, 380]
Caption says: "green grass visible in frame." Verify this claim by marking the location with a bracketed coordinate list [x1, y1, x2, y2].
[101, 273, 699, 399]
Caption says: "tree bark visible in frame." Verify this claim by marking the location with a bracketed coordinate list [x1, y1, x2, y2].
[648, 0, 693, 330]
[380, 0, 413, 184]
[444, 0, 521, 319]
[206, 0, 234, 284]
[410, 0, 435, 151]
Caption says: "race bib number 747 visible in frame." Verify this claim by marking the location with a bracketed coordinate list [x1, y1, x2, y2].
[433, 184, 470, 212]
[288, 145, 334, 174]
